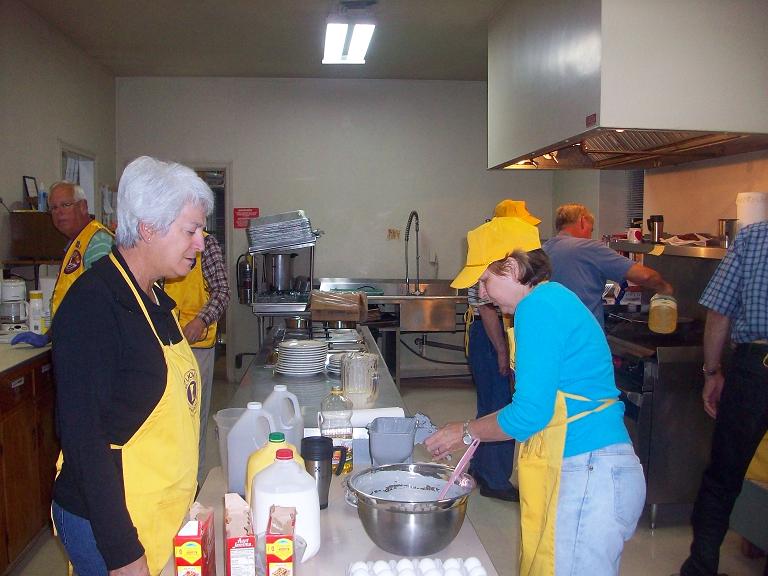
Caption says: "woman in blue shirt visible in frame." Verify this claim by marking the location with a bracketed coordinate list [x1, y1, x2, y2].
[426, 217, 645, 576]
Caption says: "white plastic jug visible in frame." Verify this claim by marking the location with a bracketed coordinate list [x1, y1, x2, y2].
[262, 384, 304, 448]
[213, 407, 246, 489]
[227, 402, 274, 496]
[251, 448, 321, 562]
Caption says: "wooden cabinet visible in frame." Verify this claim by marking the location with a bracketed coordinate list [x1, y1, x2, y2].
[0, 351, 56, 572]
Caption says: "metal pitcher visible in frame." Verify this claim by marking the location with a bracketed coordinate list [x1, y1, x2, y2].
[263, 252, 297, 292]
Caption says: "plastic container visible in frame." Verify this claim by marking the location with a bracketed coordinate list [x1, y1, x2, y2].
[648, 293, 678, 334]
[368, 417, 416, 466]
[251, 448, 321, 562]
[214, 407, 246, 488]
[245, 432, 304, 504]
[28, 290, 45, 335]
[262, 384, 304, 448]
[227, 402, 275, 496]
[319, 385, 354, 473]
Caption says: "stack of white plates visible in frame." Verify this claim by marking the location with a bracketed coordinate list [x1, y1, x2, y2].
[276, 339, 329, 376]
[327, 353, 348, 375]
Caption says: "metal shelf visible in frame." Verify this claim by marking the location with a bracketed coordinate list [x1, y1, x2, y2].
[609, 240, 726, 260]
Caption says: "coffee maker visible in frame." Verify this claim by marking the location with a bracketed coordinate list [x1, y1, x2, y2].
[0, 277, 30, 342]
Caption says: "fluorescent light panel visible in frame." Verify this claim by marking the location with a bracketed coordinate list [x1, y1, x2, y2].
[323, 22, 375, 64]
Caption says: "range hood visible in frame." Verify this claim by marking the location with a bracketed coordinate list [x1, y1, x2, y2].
[488, 0, 768, 170]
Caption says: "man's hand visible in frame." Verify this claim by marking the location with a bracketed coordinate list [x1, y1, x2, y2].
[702, 372, 725, 419]
[109, 555, 150, 576]
[182, 317, 206, 344]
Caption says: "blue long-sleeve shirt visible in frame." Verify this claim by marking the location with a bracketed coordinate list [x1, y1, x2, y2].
[497, 282, 629, 457]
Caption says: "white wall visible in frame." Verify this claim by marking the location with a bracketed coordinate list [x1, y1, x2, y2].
[116, 77, 553, 379]
[0, 0, 115, 259]
[645, 150, 768, 236]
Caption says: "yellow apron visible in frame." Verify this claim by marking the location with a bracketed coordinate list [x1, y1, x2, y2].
[746, 432, 768, 482]
[507, 326, 616, 575]
[57, 254, 200, 575]
[517, 391, 617, 576]
[163, 233, 217, 349]
[51, 220, 113, 319]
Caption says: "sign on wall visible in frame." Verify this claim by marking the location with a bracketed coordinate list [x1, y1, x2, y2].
[234, 207, 260, 229]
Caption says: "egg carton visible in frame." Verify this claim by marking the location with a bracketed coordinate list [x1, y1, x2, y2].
[347, 556, 487, 576]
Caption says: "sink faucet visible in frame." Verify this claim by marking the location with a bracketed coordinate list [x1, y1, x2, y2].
[404, 210, 421, 295]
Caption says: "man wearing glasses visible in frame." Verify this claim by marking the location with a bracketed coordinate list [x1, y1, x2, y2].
[49, 181, 113, 319]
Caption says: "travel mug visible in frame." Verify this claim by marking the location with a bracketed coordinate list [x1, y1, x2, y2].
[300, 436, 347, 509]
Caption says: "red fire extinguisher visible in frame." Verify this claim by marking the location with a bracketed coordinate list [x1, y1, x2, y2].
[236, 253, 255, 305]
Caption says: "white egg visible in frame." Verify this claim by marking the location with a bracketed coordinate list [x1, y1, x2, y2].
[468, 567, 487, 576]
[443, 569, 463, 576]
[373, 560, 392, 575]
[462, 557, 482, 572]
[442, 558, 461, 571]
[423, 569, 442, 576]
[398, 569, 416, 576]
[351, 569, 370, 576]
[418, 558, 436, 573]
[349, 562, 369, 574]
[378, 570, 395, 576]
[396, 559, 414, 572]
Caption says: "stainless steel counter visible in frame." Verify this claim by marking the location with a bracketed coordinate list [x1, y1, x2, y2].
[232, 327, 406, 424]
[163, 326, 499, 575]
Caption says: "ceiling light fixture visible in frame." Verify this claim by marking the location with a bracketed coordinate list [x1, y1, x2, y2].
[323, 1, 377, 65]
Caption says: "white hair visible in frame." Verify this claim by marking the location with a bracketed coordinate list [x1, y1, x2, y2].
[116, 156, 214, 248]
[50, 181, 87, 203]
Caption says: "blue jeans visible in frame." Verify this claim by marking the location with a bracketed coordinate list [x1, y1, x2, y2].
[52, 500, 108, 576]
[467, 318, 516, 490]
[555, 443, 646, 576]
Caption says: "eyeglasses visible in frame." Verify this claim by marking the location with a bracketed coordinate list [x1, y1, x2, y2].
[49, 201, 80, 213]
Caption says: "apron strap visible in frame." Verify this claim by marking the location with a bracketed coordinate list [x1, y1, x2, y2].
[464, 306, 474, 356]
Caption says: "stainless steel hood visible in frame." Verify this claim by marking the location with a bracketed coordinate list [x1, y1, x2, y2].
[488, 0, 768, 171]
[506, 128, 768, 170]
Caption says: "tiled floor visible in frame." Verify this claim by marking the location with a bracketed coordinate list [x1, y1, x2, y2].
[9, 375, 765, 575]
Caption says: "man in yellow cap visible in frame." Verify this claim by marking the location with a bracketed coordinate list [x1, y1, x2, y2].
[461, 199, 540, 502]
[427, 215, 643, 576]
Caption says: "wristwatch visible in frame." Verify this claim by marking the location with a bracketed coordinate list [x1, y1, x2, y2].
[462, 421, 474, 445]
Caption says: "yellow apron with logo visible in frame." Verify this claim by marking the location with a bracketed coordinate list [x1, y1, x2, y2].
[746, 432, 768, 482]
[51, 220, 113, 318]
[163, 234, 217, 349]
[508, 328, 616, 576]
[56, 254, 200, 575]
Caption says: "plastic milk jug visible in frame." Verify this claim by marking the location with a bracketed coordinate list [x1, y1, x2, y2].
[262, 384, 304, 448]
[245, 432, 303, 504]
[227, 402, 274, 496]
[251, 448, 321, 562]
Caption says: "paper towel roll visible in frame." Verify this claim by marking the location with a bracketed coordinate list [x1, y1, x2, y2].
[315, 406, 405, 428]
[737, 192, 768, 230]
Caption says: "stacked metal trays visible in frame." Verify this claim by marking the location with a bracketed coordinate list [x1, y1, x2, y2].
[246, 210, 318, 253]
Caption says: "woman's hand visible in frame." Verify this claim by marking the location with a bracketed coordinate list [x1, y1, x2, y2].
[109, 555, 150, 576]
[424, 422, 464, 461]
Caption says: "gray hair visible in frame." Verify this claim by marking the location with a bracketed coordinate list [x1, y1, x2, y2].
[554, 203, 594, 231]
[487, 249, 551, 287]
[50, 181, 87, 203]
[116, 156, 213, 248]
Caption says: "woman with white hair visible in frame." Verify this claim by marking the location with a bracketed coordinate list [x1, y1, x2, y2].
[52, 156, 213, 576]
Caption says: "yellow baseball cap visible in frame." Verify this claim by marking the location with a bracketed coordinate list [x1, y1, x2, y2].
[493, 199, 541, 225]
[451, 217, 542, 289]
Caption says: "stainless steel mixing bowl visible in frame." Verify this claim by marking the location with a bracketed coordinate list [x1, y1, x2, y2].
[345, 462, 475, 556]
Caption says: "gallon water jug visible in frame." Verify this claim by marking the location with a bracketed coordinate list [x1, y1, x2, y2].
[262, 384, 304, 448]
[251, 448, 321, 562]
[227, 402, 275, 496]
[648, 293, 678, 334]
[245, 432, 304, 504]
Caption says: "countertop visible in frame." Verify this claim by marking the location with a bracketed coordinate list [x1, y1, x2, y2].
[162, 326, 498, 575]
[0, 342, 51, 373]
